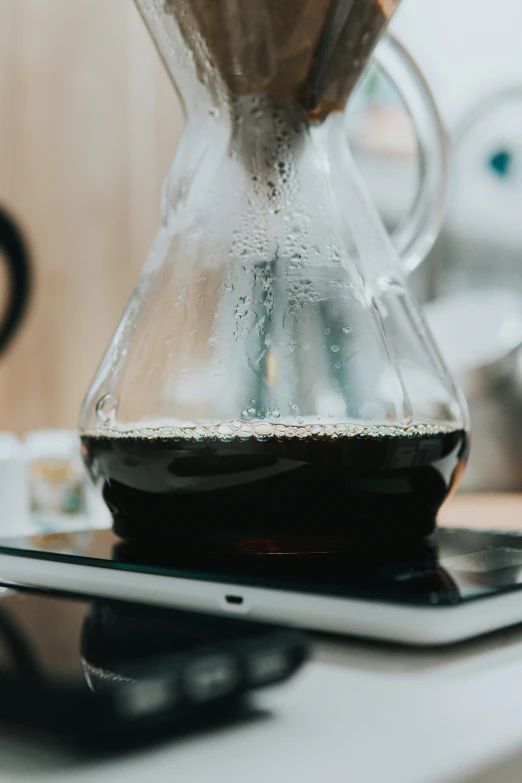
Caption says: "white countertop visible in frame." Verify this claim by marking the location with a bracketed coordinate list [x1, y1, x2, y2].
[2, 629, 522, 783]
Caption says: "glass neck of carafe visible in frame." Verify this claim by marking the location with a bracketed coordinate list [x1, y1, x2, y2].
[161, 93, 397, 290]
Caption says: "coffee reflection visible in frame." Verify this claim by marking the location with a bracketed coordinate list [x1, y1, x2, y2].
[112, 536, 461, 606]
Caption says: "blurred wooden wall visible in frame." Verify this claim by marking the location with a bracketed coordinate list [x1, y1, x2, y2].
[0, 0, 184, 433]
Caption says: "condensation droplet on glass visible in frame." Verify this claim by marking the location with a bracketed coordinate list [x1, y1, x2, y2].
[342, 326, 352, 334]
[324, 328, 331, 335]
[248, 407, 256, 416]
[334, 361, 342, 370]
[296, 416, 304, 424]
[223, 282, 234, 293]
[272, 410, 280, 418]
[303, 343, 310, 351]
[96, 394, 118, 427]
[331, 345, 340, 353]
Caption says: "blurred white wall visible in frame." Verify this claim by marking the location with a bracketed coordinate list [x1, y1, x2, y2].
[388, 0, 522, 494]
[391, 0, 522, 130]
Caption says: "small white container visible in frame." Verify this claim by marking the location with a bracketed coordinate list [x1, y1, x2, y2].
[24, 430, 110, 532]
[0, 433, 30, 538]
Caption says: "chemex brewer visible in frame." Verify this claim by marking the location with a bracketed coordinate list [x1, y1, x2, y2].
[80, 0, 469, 553]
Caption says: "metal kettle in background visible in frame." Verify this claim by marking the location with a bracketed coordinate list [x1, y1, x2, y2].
[0, 206, 32, 356]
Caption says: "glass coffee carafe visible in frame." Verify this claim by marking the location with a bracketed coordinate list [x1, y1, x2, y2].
[81, 0, 469, 552]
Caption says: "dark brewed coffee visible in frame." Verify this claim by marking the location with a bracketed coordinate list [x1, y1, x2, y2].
[82, 424, 468, 552]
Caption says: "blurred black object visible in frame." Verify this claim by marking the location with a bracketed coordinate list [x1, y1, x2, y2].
[0, 591, 308, 751]
[0, 207, 31, 356]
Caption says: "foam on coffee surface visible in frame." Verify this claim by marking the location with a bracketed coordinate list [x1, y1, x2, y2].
[82, 420, 460, 442]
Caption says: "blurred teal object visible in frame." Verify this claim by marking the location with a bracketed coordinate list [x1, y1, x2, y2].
[489, 149, 513, 178]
